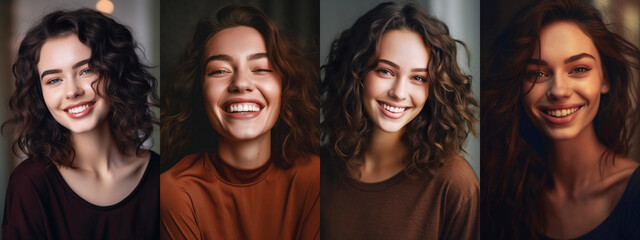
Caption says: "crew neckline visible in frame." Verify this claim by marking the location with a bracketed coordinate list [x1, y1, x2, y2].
[207, 152, 274, 187]
[341, 169, 407, 192]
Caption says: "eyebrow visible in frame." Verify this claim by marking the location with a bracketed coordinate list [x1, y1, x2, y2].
[204, 53, 268, 65]
[526, 53, 596, 66]
[376, 59, 428, 72]
[564, 53, 595, 64]
[40, 59, 90, 80]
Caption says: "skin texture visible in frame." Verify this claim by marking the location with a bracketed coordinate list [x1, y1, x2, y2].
[522, 21, 608, 141]
[523, 21, 639, 239]
[38, 34, 149, 206]
[359, 29, 430, 183]
[362, 29, 430, 134]
[202, 26, 282, 169]
[39, 34, 109, 134]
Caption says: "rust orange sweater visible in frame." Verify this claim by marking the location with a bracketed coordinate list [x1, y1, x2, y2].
[160, 152, 320, 240]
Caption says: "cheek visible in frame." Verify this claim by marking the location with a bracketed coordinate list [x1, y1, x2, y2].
[202, 81, 225, 109]
[521, 82, 546, 107]
[40, 87, 59, 110]
[413, 84, 429, 105]
[363, 76, 386, 99]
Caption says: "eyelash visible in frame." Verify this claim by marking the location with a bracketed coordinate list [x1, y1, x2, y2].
[375, 69, 426, 82]
[46, 78, 62, 85]
[570, 66, 591, 74]
[80, 68, 92, 75]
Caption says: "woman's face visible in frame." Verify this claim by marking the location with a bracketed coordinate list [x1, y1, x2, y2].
[202, 26, 282, 141]
[522, 21, 609, 141]
[38, 34, 109, 134]
[362, 29, 430, 133]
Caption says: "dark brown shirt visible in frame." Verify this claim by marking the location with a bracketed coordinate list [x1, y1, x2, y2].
[160, 152, 320, 240]
[321, 156, 479, 240]
[2, 152, 159, 240]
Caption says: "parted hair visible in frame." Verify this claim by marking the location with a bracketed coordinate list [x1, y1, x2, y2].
[161, 5, 319, 170]
[321, 1, 478, 177]
[3, 8, 158, 167]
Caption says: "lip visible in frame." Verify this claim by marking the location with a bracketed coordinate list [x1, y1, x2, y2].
[63, 101, 97, 119]
[539, 104, 584, 125]
[222, 98, 265, 119]
[376, 100, 411, 119]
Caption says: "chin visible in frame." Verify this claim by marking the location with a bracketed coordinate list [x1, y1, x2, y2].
[375, 121, 405, 133]
[543, 129, 580, 141]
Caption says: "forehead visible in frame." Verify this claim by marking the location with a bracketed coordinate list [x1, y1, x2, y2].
[536, 21, 599, 61]
[38, 34, 91, 72]
[204, 26, 267, 57]
[377, 29, 429, 65]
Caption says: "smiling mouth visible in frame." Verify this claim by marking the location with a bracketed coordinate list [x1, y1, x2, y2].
[378, 101, 408, 113]
[64, 101, 96, 118]
[543, 105, 583, 118]
[226, 103, 262, 113]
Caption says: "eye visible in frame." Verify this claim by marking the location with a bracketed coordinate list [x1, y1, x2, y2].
[46, 78, 62, 85]
[411, 75, 427, 82]
[254, 68, 273, 73]
[570, 67, 591, 74]
[526, 70, 551, 82]
[79, 68, 92, 75]
[207, 69, 229, 76]
[375, 69, 393, 77]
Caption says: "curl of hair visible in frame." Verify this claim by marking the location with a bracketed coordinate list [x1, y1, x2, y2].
[481, 0, 640, 238]
[161, 5, 319, 170]
[2, 8, 158, 167]
[321, 2, 478, 177]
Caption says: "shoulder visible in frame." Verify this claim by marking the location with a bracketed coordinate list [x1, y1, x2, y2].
[161, 152, 208, 182]
[283, 154, 320, 190]
[160, 152, 211, 196]
[7, 158, 51, 189]
[429, 156, 479, 203]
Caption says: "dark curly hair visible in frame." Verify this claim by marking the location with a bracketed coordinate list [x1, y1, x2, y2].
[161, 4, 319, 170]
[321, 1, 478, 177]
[481, 0, 640, 239]
[2, 8, 158, 167]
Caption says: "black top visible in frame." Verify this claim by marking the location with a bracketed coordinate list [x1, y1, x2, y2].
[2, 151, 159, 240]
[542, 166, 640, 240]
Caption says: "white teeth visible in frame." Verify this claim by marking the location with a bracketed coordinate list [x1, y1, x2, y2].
[228, 103, 261, 113]
[546, 107, 580, 117]
[382, 103, 406, 113]
[67, 104, 90, 114]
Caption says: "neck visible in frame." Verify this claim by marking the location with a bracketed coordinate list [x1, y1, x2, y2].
[217, 131, 271, 169]
[359, 127, 407, 180]
[547, 123, 608, 195]
[68, 121, 124, 171]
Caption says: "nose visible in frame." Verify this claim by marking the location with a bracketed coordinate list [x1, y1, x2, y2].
[546, 74, 571, 100]
[228, 68, 254, 93]
[388, 76, 408, 100]
[65, 77, 84, 99]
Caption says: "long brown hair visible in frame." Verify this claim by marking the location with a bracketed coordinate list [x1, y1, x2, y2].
[161, 5, 318, 170]
[321, 2, 478, 177]
[3, 9, 158, 167]
[481, 0, 640, 238]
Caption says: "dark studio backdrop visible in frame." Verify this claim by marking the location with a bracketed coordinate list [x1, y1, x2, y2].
[481, 0, 640, 162]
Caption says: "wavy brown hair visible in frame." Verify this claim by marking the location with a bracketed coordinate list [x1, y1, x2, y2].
[2, 8, 158, 167]
[161, 5, 319, 170]
[321, 2, 478, 177]
[481, 0, 640, 239]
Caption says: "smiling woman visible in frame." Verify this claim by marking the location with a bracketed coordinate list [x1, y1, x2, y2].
[1, 8, 159, 239]
[320, 2, 479, 239]
[481, 0, 640, 239]
[160, 4, 319, 240]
